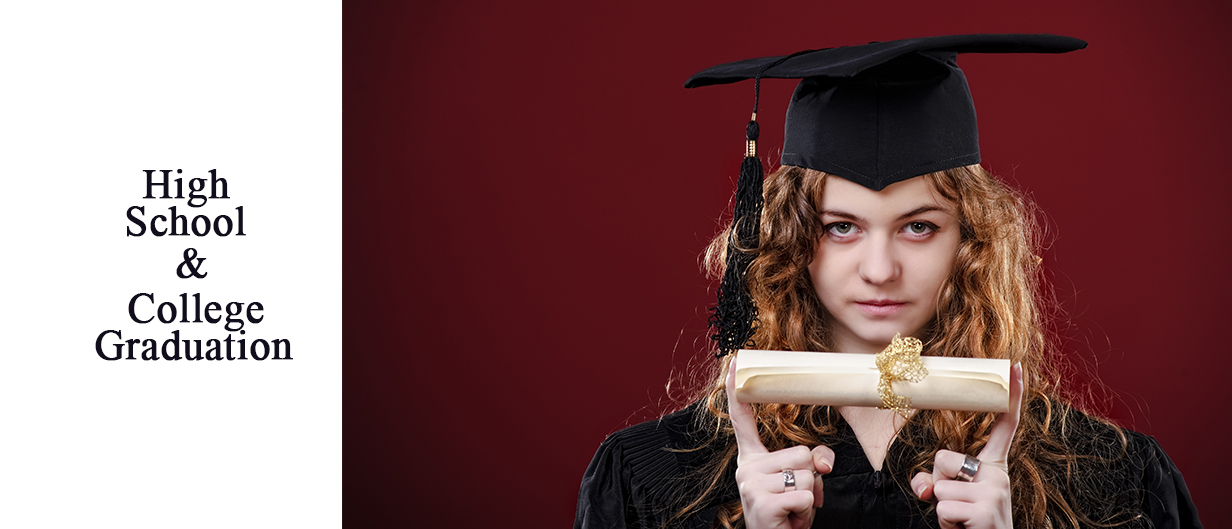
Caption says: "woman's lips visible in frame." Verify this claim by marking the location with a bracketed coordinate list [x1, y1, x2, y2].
[855, 300, 906, 317]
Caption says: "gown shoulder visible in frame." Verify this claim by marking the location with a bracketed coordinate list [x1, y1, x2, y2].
[1028, 402, 1202, 529]
[574, 403, 737, 529]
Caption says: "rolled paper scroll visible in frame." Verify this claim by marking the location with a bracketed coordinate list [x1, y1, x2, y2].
[734, 349, 1011, 413]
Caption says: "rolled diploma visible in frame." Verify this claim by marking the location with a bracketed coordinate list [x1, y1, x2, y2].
[735, 350, 1010, 413]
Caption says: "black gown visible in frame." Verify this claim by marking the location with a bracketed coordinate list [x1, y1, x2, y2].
[575, 401, 1201, 529]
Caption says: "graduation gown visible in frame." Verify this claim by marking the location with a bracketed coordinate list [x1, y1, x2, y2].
[575, 402, 1200, 529]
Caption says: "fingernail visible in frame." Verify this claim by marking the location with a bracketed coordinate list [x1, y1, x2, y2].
[915, 482, 925, 497]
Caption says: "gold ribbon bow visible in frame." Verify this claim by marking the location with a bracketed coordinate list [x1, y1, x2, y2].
[875, 333, 928, 418]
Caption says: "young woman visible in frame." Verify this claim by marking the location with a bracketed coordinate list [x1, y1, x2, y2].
[575, 35, 1200, 529]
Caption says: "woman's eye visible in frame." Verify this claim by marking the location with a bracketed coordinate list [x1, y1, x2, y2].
[904, 222, 937, 236]
[826, 222, 856, 237]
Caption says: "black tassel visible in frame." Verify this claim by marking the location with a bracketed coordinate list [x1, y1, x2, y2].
[710, 118, 764, 358]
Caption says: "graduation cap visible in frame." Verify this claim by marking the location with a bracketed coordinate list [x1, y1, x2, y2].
[689, 34, 1087, 357]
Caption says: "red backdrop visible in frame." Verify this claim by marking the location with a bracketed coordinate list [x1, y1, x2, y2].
[346, 1, 1227, 526]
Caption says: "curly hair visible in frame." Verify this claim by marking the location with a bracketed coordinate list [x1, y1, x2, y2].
[669, 164, 1130, 528]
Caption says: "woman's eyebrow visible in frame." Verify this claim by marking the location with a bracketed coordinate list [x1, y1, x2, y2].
[895, 205, 949, 221]
[821, 205, 949, 222]
[819, 209, 864, 222]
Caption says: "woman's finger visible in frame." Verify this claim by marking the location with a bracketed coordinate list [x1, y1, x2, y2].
[811, 445, 834, 507]
[739, 488, 818, 525]
[911, 471, 935, 500]
[726, 356, 768, 458]
[762, 490, 815, 516]
[811, 445, 835, 475]
[978, 362, 1023, 463]
[932, 450, 1008, 483]
[741, 466, 816, 495]
[936, 500, 981, 529]
[931, 450, 967, 484]
[932, 478, 1007, 504]
[737, 445, 814, 475]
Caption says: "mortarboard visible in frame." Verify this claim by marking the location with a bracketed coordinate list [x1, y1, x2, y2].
[688, 34, 1087, 357]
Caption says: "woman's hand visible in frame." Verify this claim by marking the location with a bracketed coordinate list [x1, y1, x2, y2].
[911, 363, 1024, 529]
[726, 358, 835, 529]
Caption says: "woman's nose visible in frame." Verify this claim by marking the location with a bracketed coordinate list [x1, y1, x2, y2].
[858, 236, 900, 285]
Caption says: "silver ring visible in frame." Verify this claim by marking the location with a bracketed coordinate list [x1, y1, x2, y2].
[955, 455, 980, 482]
[782, 469, 796, 491]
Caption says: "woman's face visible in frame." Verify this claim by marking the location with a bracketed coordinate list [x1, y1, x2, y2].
[807, 175, 961, 355]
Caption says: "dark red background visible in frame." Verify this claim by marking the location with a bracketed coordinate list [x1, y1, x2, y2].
[346, 1, 1228, 526]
